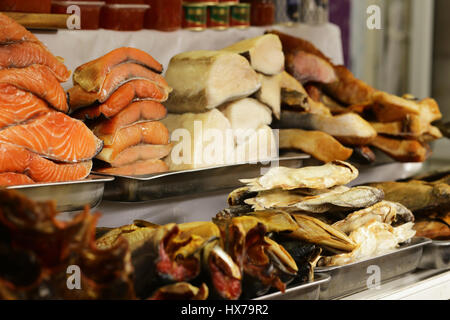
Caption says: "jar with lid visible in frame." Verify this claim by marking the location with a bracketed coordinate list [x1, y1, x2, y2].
[144, 0, 182, 31]
[241, 0, 275, 26]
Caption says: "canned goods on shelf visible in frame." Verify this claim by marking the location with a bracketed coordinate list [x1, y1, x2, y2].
[100, 3, 149, 31]
[230, 3, 250, 28]
[182, 2, 208, 31]
[145, 0, 182, 32]
[207, 4, 230, 30]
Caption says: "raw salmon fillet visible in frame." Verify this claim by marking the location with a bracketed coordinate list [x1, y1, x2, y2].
[0, 143, 92, 183]
[0, 65, 69, 113]
[96, 121, 169, 161]
[69, 79, 170, 113]
[0, 42, 71, 82]
[0, 172, 34, 186]
[0, 84, 52, 129]
[98, 143, 173, 167]
[0, 13, 42, 44]
[0, 112, 103, 163]
[74, 62, 169, 102]
[73, 47, 163, 93]
[96, 159, 168, 176]
[91, 101, 167, 135]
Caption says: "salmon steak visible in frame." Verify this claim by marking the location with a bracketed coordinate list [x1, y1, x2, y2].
[0, 13, 42, 44]
[0, 112, 103, 163]
[0, 142, 92, 183]
[0, 42, 71, 82]
[98, 143, 173, 167]
[91, 101, 167, 135]
[96, 121, 169, 161]
[70, 80, 169, 117]
[73, 47, 163, 93]
[0, 84, 52, 129]
[0, 172, 35, 186]
[0, 65, 69, 113]
[73, 62, 169, 102]
[96, 159, 168, 176]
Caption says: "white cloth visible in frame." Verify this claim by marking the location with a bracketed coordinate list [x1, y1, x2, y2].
[34, 23, 343, 90]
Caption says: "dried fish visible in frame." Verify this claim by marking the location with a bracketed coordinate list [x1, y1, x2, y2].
[149, 282, 209, 300]
[240, 161, 358, 192]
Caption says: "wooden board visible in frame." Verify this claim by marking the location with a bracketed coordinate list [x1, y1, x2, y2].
[1, 12, 69, 29]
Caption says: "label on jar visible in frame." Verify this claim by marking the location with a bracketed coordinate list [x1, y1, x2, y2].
[183, 4, 207, 30]
[230, 4, 250, 27]
[208, 5, 230, 29]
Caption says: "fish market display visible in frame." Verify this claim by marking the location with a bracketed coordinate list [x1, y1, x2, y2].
[267, 30, 443, 164]
[368, 173, 450, 240]
[0, 13, 98, 186]
[227, 161, 416, 267]
[68, 48, 173, 176]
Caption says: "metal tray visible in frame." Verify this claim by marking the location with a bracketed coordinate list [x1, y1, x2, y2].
[100, 154, 309, 202]
[254, 274, 331, 300]
[7, 175, 115, 213]
[315, 237, 432, 300]
[418, 240, 450, 270]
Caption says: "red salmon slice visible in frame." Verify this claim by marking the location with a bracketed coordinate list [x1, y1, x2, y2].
[0, 142, 92, 183]
[91, 101, 168, 135]
[287, 51, 337, 84]
[0, 172, 34, 186]
[0, 42, 71, 82]
[0, 84, 52, 129]
[96, 121, 169, 161]
[74, 62, 169, 101]
[0, 65, 69, 113]
[73, 47, 163, 93]
[96, 159, 168, 176]
[0, 112, 103, 163]
[0, 13, 42, 44]
[69, 79, 170, 115]
[98, 143, 173, 167]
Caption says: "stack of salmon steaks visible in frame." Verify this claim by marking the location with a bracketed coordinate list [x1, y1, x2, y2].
[0, 13, 102, 186]
[68, 48, 173, 176]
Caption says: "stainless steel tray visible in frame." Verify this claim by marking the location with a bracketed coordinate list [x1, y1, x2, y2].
[7, 175, 115, 213]
[254, 274, 330, 300]
[315, 237, 432, 300]
[418, 240, 450, 270]
[100, 154, 309, 202]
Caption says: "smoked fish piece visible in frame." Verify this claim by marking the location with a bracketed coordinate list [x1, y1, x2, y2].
[73, 47, 163, 93]
[96, 159, 169, 176]
[96, 121, 170, 161]
[0, 172, 34, 186]
[0, 112, 103, 163]
[0, 84, 52, 129]
[0, 143, 92, 183]
[98, 144, 173, 167]
[0, 42, 70, 82]
[91, 101, 167, 136]
[0, 65, 69, 113]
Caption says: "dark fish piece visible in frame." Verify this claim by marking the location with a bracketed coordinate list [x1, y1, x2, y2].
[351, 146, 376, 165]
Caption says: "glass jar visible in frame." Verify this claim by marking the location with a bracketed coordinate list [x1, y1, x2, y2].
[242, 0, 275, 26]
[144, 0, 182, 31]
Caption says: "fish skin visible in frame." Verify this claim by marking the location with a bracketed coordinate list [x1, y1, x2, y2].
[240, 161, 359, 192]
[96, 159, 168, 176]
[73, 47, 163, 93]
[0, 84, 52, 129]
[99, 143, 173, 167]
[292, 186, 385, 213]
[69, 79, 169, 115]
[0, 42, 71, 82]
[96, 121, 170, 161]
[0, 172, 34, 186]
[0, 112, 103, 163]
[91, 101, 168, 136]
[0, 65, 69, 113]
